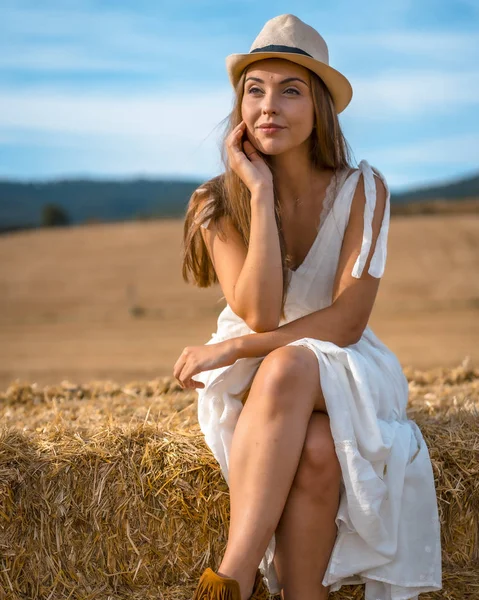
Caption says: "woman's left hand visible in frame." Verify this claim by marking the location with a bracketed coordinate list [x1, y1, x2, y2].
[173, 339, 240, 389]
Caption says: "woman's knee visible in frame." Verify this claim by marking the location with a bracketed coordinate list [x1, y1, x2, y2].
[252, 346, 318, 410]
[293, 412, 342, 499]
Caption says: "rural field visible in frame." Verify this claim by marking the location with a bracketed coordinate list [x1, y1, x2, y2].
[0, 212, 477, 390]
[1, 213, 478, 598]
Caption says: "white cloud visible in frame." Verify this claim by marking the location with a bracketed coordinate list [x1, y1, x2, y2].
[2, 6, 237, 73]
[0, 48, 152, 72]
[347, 69, 479, 119]
[0, 87, 231, 138]
[0, 86, 233, 178]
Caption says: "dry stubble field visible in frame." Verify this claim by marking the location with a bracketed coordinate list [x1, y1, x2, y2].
[0, 212, 478, 390]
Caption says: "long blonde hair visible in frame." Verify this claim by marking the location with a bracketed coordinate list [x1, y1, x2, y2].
[182, 59, 354, 321]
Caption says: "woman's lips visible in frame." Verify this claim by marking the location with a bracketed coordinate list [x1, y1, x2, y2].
[259, 126, 284, 134]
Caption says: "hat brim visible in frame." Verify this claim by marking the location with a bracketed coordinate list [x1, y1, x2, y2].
[225, 52, 353, 114]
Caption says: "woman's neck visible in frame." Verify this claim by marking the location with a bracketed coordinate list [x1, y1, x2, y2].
[268, 142, 332, 204]
[270, 155, 333, 209]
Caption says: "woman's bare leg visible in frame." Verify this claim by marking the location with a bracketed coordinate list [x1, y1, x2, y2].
[273, 412, 341, 599]
[216, 346, 326, 600]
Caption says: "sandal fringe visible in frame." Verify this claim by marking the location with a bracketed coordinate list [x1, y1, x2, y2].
[192, 567, 241, 600]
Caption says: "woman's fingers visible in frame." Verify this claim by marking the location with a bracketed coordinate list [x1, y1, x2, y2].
[173, 351, 191, 389]
[172, 355, 185, 382]
[227, 123, 246, 156]
[190, 379, 205, 389]
[228, 121, 245, 143]
[225, 120, 273, 190]
[181, 362, 201, 389]
[174, 356, 205, 389]
[243, 139, 259, 159]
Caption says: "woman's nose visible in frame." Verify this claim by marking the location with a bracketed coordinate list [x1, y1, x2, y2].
[261, 91, 280, 114]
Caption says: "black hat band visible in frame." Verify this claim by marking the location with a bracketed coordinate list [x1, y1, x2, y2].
[250, 44, 313, 58]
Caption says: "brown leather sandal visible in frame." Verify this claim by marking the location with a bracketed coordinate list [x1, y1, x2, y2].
[192, 567, 241, 600]
[192, 567, 269, 600]
[249, 568, 269, 599]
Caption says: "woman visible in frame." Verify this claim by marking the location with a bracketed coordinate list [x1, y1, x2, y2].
[174, 14, 442, 600]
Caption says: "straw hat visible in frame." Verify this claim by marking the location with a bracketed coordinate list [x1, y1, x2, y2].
[225, 13, 353, 114]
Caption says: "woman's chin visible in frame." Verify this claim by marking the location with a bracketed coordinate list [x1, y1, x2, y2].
[254, 139, 288, 155]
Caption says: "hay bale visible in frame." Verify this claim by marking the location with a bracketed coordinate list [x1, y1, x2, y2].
[0, 360, 478, 598]
[160, 565, 479, 599]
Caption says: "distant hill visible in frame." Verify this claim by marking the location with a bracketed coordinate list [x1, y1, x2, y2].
[392, 170, 479, 203]
[0, 178, 203, 232]
[1, 167, 478, 233]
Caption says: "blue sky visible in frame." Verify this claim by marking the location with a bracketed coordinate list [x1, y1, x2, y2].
[1, 0, 478, 191]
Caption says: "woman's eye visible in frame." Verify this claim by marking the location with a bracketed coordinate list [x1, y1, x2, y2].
[247, 87, 300, 95]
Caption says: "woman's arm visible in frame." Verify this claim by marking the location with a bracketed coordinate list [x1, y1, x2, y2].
[201, 184, 284, 332]
[231, 301, 356, 360]
[233, 185, 283, 331]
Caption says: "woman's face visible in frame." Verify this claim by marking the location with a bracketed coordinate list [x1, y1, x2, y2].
[241, 58, 315, 156]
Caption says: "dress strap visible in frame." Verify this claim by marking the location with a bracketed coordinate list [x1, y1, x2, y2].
[194, 187, 214, 229]
[200, 215, 211, 229]
[349, 159, 391, 279]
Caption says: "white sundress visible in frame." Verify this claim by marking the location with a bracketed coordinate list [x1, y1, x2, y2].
[193, 160, 442, 600]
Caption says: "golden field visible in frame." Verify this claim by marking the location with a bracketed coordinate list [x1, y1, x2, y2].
[0, 213, 478, 390]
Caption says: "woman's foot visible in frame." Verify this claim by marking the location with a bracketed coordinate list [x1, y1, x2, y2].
[217, 568, 256, 600]
[192, 567, 241, 599]
[217, 568, 267, 600]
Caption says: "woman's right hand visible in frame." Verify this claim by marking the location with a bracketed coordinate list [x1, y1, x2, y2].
[226, 120, 274, 193]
